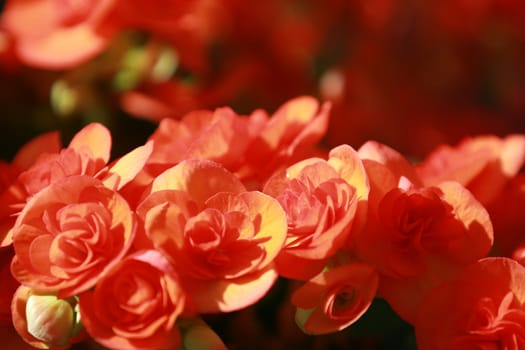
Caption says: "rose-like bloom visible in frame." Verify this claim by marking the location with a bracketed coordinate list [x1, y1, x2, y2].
[354, 141, 494, 322]
[11, 286, 83, 349]
[415, 257, 525, 350]
[11, 175, 135, 298]
[79, 250, 186, 350]
[416, 134, 525, 205]
[292, 262, 378, 335]
[0, 123, 151, 247]
[1, 0, 121, 69]
[263, 144, 369, 280]
[137, 159, 287, 313]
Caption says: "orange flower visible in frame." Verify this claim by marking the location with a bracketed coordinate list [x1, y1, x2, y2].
[415, 257, 525, 350]
[1, 0, 120, 69]
[11, 176, 135, 298]
[263, 144, 369, 280]
[416, 134, 525, 205]
[137, 159, 287, 313]
[0, 123, 151, 247]
[354, 141, 494, 322]
[292, 262, 378, 335]
[79, 250, 186, 350]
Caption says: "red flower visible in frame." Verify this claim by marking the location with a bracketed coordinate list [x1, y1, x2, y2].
[79, 250, 186, 350]
[415, 257, 525, 350]
[354, 141, 493, 322]
[137, 159, 287, 313]
[11, 176, 135, 298]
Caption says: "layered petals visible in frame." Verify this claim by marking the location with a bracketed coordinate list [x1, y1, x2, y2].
[415, 257, 525, 350]
[11, 176, 136, 298]
[263, 146, 367, 280]
[353, 140, 494, 322]
[79, 250, 186, 350]
[138, 159, 287, 312]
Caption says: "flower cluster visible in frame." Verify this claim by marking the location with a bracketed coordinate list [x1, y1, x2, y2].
[0, 95, 524, 350]
[1, 1, 525, 349]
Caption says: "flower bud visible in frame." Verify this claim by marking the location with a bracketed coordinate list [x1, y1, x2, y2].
[25, 294, 74, 347]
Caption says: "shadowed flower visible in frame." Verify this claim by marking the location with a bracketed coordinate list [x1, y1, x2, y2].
[292, 262, 378, 335]
[354, 141, 494, 323]
[415, 257, 525, 350]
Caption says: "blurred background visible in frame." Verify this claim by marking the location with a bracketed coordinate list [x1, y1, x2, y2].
[0, 0, 524, 161]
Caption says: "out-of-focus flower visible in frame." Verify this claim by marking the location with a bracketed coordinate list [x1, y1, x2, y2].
[1, 0, 121, 69]
[79, 250, 186, 350]
[416, 134, 525, 205]
[11, 286, 84, 349]
[11, 175, 136, 298]
[353, 141, 494, 322]
[263, 144, 368, 280]
[292, 262, 378, 335]
[415, 257, 525, 350]
[136, 159, 287, 313]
